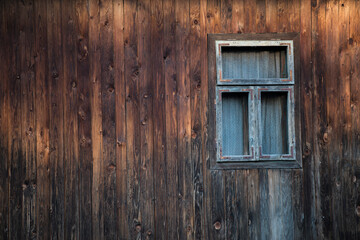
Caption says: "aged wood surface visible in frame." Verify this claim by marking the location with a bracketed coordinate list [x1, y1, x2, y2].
[1, 0, 360, 239]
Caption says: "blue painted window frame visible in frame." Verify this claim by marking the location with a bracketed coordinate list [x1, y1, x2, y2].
[215, 40, 297, 165]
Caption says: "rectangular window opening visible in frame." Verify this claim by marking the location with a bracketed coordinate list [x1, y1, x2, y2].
[222, 92, 249, 156]
[221, 46, 288, 79]
[261, 91, 289, 155]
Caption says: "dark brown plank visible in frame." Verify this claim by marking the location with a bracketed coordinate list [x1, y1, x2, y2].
[243, 0, 256, 33]
[152, 0, 167, 238]
[247, 170, 260, 239]
[235, 171, 249, 239]
[89, 0, 104, 238]
[60, 0, 78, 238]
[8, 1, 23, 238]
[123, 0, 140, 238]
[176, 0, 193, 239]
[138, 0, 155, 238]
[164, 0, 178, 238]
[34, 0, 51, 239]
[0, 1, 10, 238]
[277, 0, 289, 32]
[199, 0, 209, 238]
[19, 1, 36, 238]
[99, 0, 116, 238]
[190, 0, 203, 239]
[265, 0, 277, 32]
[300, 0, 313, 238]
[312, 0, 328, 238]
[350, 1, 360, 238]
[113, 0, 127, 238]
[231, 0, 244, 33]
[259, 169, 270, 240]
[338, 1, 355, 238]
[76, 0, 92, 238]
[256, 0, 266, 32]
[325, 1, 340, 238]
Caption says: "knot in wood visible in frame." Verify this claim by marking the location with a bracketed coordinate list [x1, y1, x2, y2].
[147, 230, 152, 236]
[193, 19, 198, 25]
[52, 72, 59, 78]
[72, 81, 77, 88]
[135, 224, 142, 232]
[356, 206, 360, 217]
[214, 221, 221, 230]
[322, 132, 328, 143]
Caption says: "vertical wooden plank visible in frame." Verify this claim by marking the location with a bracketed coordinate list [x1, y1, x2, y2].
[235, 171, 248, 239]
[152, 0, 167, 238]
[176, 0, 192, 239]
[312, 0, 328, 238]
[99, 0, 116, 238]
[338, 1, 354, 238]
[221, 0, 232, 33]
[200, 0, 209, 238]
[299, 0, 313, 238]
[268, 169, 281, 239]
[89, 0, 104, 238]
[281, 170, 294, 239]
[259, 169, 270, 240]
[164, 0, 178, 238]
[0, 1, 10, 238]
[7, 1, 23, 238]
[18, 0, 36, 238]
[61, 0, 79, 238]
[76, 0, 92, 239]
[124, 0, 140, 238]
[224, 171, 236, 240]
[243, 0, 256, 33]
[231, 0, 244, 33]
[138, 0, 155, 238]
[325, 1, 340, 238]
[277, 0, 289, 32]
[247, 170, 260, 240]
[265, 0, 278, 32]
[256, 0, 266, 32]
[34, 0, 50, 239]
[190, 0, 202, 239]
[350, 0, 360, 238]
[113, 0, 127, 238]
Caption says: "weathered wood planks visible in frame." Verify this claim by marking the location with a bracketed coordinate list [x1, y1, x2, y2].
[1, 0, 360, 239]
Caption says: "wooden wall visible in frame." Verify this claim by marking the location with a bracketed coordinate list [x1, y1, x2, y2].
[1, 0, 360, 239]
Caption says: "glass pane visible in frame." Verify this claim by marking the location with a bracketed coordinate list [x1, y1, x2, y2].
[261, 92, 289, 154]
[221, 46, 288, 79]
[222, 92, 249, 156]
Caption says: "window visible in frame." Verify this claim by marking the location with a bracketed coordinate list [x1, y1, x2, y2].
[208, 33, 301, 169]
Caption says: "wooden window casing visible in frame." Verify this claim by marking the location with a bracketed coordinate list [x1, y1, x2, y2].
[208, 33, 301, 169]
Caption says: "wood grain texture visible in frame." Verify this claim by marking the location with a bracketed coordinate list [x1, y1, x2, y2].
[89, 0, 104, 238]
[0, 0, 9, 238]
[123, 0, 140, 238]
[1, 0, 360, 239]
[113, 0, 127, 238]
[164, 0, 179, 238]
[138, 0, 155, 238]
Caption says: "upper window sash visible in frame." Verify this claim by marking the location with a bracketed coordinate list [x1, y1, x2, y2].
[216, 40, 295, 85]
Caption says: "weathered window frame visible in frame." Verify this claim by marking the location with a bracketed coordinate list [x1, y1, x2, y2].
[208, 33, 301, 169]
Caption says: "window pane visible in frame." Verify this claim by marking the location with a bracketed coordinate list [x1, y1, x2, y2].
[222, 92, 249, 155]
[261, 92, 288, 154]
[221, 46, 288, 79]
